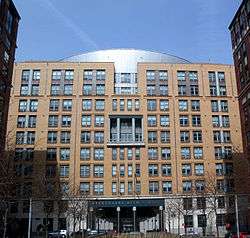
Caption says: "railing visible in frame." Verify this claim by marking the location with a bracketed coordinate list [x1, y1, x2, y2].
[109, 133, 143, 144]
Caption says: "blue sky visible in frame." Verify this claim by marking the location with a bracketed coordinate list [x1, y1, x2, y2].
[14, 0, 241, 64]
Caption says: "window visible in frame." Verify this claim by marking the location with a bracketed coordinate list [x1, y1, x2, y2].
[51, 84, 60, 96]
[189, 71, 198, 82]
[162, 181, 172, 193]
[159, 70, 168, 81]
[219, 86, 227, 96]
[96, 70, 106, 80]
[60, 165, 69, 177]
[184, 215, 194, 227]
[65, 70, 74, 81]
[190, 85, 199, 96]
[195, 164, 204, 175]
[216, 163, 224, 176]
[148, 115, 157, 127]
[112, 99, 117, 111]
[160, 100, 169, 111]
[211, 100, 219, 112]
[16, 132, 25, 144]
[146, 70, 155, 81]
[60, 148, 70, 160]
[223, 131, 231, 142]
[93, 182, 104, 195]
[19, 100, 27, 112]
[209, 72, 216, 82]
[147, 85, 156, 96]
[183, 198, 193, 210]
[95, 115, 104, 127]
[159, 85, 168, 96]
[136, 182, 141, 194]
[63, 99, 72, 111]
[177, 71, 186, 81]
[26, 132, 35, 144]
[48, 115, 58, 127]
[222, 116, 230, 127]
[49, 99, 59, 111]
[148, 164, 158, 176]
[120, 182, 125, 194]
[180, 115, 189, 127]
[47, 148, 57, 161]
[112, 165, 117, 177]
[127, 148, 133, 160]
[181, 147, 190, 159]
[80, 148, 90, 160]
[128, 182, 133, 194]
[148, 131, 157, 143]
[94, 165, 104, 177]
[20, 84, 29, 96]
[120, 165, 125, 176]
[193, 130, 202, 143]
[216, 214, 225, 227]
[161, 131, 170, 143]
[22, 70, 30, 81]
[127, 164, 133, 177]
[127, 99, 132, 111]
[28, 116, 37, 128]
[135, 148, 140, 160]
[94, 132, 104, 143]
[83, 84, 92, 95]
[60, 131, 71, 143]
[180, 131, 189, 143]
[17, 116, 26, 128]
[149, 181, 159, 194]
[148, 147, 158, 160]
[221, 100, 228, 112]
[147, 100, 156, 111]
[120, 99, 125, 111]
[135, 99, 140, 110]
[80, 183, 90, 194]
[191, 100, 200, 111]
[214, 147, 223, 159]
[96, 84, 105, 95]
[179, 100, 188, 111]
[196, 180, 205, 192]
[52, 70, 62, 80]
[112, 148, 117, 160]
[182, 164, 191, 176]
[112, 182, 117, 194]
[64, 84, 73, 95]
[198, 215, 207, 228]
[80, 165, 90, 177]
[95, 100, 105, 111]
[161, 147, 171, 160]
[194, 147, 203, 159]
[81, 131, 90, 143]
[160, 115, 170, 127]
[183, 181, 192, 192]
[162, 164, 171, 176]
[30, 100, 38, 112]
[81, 115, 91, 127]
[212, 116, 220, 127]
[82, 99, 92, 111]
[178, 85, 186, 95]
[31, 85, 39, 96]
[94, 148, 104, 160]
[84, 70, 93, 80]
[192, 115, 201, 126]
[61, 115, 71, 127]
[214, 131, 221, 143]
[218, 197, 225, 208]
[47, 131, 57, 144]
[210, 86, 217, 96]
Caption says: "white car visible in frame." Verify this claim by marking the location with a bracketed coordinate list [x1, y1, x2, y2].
[48, 230, 67, 238]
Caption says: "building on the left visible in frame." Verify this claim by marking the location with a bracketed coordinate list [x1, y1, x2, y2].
[0, 0, 20, 154]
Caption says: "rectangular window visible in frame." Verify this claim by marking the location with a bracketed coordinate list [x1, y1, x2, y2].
[162, 181, 172, 193]
[180, 115, 189, 127]
[112, 99, 117, 111]
[80, 165, 90, 177]
[148, 131, 157, 143]
[60, 148, 70, 160]
[160, 115, 170, 127]
[195, 164, 204, 175]
[95, 100, 105, 111]
[146, 70, 155, 81]
[31, 85, 39, 96]
[211, 100, 219, 112]
[161, 147, 171, 160]
[177, 71, 186, 81]
[65, 70, 74, 81]
[194, 147, 203, 159]
[192, 115, 201, 127]
[63, 99, 72, 111]
[28, 116, 37, 128]
[183, 181, 192, 192]
[80, 182, 90, 194]
[162, 164, 171, 176]
[198, 215, 207, 228]
[181, 147, 191, 159]
[49, 99, 59, 111]
[149, 181, 159, 194]
[180, 131, 190, 143]
[191, 100, 200, 111]
[120, 99, 125, 111]
[127, 99, 132, 111]
[147, 100, 156, 111]
[178, 85, 186, 95]
[22, 70, 30, 81]
[182, 164, 191, 176]
[190, 85, 199, 96]
[51, 84, 60, 96]
[81, 115, 91, 127]
[93, 182, 104, 195]
[94, 165, 104, 177]
[83, 84, 92, 95]
[20, 84, 29, 96]
[19, 100, 27, 112]
[61, 115, 71, 127]
[135, 99, 140, 110]
[179, 100, 188, 111]
[148, 115, 157, 127]
[84, 70, 93, 80]
[47, 131, 57, 144]
[17, 116, 26, 128]
[148, 147, 158, 160]
[60, 131, 71, 143]
[94, 132, 104, 143]
[47, 148, 57, 161]
[96, 84, 105, 95]
[95, 115, 104, 127]
[148, 164, 158, 176]
[159, 70, 168, 81]
[30, 100, 38, 112]
[94, 148, 104, 160]
[52, 70, 62, 80]
[48, 115, 58, 127]
[80, 148, 90, 160]
[160, 100, 169, 111]
[193, 130, 202, 143]
[96, 70, 106, 80]
[161, 131, 170, 143]
[64, 84, 73, 95]
[60, 165, 69, 177]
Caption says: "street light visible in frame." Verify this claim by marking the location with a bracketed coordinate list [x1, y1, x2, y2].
[133, 207, 136, 232]
[117, 206, 120, 235]
[159, 206, 163, 232]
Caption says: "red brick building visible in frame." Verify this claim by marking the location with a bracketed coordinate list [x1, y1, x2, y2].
[0, 0, 20, 154]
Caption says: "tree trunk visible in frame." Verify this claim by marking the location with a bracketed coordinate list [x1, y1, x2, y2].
[3, 207, 8, 238]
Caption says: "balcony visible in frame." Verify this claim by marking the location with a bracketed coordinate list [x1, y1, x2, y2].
[108, 117, 144, 146]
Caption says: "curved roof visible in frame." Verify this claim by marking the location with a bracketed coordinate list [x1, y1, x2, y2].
[61, 49, 191, 73]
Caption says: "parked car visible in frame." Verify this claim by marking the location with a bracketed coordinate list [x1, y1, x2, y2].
[48, 230, 67, 238]
[232, 232, 250, 238]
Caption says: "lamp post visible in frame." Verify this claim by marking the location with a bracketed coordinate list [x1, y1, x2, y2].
[159, 206, 163, 232]
[28, 198, 32, 238]
[117, 206, 120, 235]
[133, 206, 136, 232]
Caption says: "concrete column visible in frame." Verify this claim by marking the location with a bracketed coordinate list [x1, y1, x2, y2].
[132, 118, 135, 141]
[117, 118, 120, 142]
